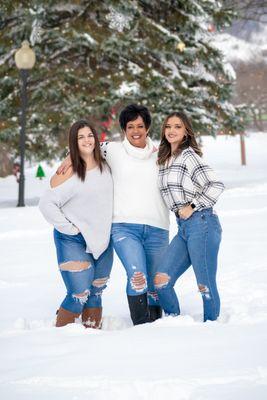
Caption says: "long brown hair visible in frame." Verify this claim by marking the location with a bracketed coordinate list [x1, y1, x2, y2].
[68, 119, 104, 181]
[157, 112, 202, 165]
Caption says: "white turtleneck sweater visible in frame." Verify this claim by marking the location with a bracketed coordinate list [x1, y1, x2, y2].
[100, 137, 169, 231]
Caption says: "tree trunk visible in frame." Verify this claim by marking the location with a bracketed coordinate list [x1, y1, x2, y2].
[0, 146, 13, 177]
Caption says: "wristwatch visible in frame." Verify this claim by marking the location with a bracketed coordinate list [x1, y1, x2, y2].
[190, 202, 196, 210]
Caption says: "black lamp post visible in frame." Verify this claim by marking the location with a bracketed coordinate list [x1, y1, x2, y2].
[14, 41, 35, 207]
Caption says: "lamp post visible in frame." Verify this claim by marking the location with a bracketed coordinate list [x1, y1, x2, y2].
[14, 40, 35, 207]
[240, 131, 246, 166]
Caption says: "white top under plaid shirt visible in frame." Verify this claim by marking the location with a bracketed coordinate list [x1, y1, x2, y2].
[158, 147, 225, 212]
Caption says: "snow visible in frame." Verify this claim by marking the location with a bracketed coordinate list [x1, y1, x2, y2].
[222, 62, 236, 80]
[51, 4, 81, 13]
[115, 81, 140, 96]
[82, 33, 97, 46]
[30, 19, 43, 46]
[127, 61, 143, 75]
[0, 48, 16, 66]
[147, 19, 181, 42]
[0, 133, 267, 399]
[213, 33, 266, 64]
[167, 61, 183, 81]
[106, 7, 132, 33]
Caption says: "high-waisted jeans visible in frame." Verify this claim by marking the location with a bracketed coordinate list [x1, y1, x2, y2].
[111, 223, 169, 306]
[53, 229, 113, 314]
[155, 208, 222, 322]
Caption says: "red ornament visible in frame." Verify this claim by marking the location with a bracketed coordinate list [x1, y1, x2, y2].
[100, 132, 107, 142]
[101, 117, 113, 129]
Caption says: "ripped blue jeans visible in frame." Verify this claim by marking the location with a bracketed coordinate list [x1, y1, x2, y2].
[111, 223, 169, 306]
[53, 229, 113, 314]
[154, 209, 222, 322]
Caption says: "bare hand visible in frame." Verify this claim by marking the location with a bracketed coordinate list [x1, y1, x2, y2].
[179, 205, 194, 220]
[56, 155, 72, 175]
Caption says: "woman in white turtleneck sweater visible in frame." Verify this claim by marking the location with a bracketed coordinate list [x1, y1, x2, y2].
[58, 105, 169, 325]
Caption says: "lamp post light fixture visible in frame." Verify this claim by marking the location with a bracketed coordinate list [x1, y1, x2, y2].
[14, 40, 36, 207]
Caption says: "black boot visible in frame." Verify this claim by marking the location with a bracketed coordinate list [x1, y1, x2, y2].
[127, 293, 150, 325]
[149, 305, 162, 322]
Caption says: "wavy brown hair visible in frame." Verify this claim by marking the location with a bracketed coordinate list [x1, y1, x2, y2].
[69, 119, 104, 181]
[157, 112, 202, 165]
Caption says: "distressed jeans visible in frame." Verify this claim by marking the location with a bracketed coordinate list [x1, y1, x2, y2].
[54, 229, 113, 314]
[111, 223, 169, 306]
[155, 208, 222, 322]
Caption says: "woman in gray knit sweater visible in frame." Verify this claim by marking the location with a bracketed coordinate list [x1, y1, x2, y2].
[39, 120, 113, 328]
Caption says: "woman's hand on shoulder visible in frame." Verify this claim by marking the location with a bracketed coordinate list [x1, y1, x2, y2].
[56, 154, 72, 175]
[50, 167, 73, 188]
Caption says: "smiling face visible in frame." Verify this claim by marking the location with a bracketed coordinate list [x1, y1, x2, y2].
[164, 116, 186, 149]
[77, 126, 95, 157]
[124, 116, 148, 148]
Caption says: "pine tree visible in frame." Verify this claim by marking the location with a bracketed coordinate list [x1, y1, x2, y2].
[36, 163, 45, 179]
[0, 0, 246, 162]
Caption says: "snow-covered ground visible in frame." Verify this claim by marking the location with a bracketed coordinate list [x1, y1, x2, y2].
[0, 132, 267, 399]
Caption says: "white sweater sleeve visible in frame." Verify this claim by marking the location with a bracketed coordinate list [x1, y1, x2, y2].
[39, 180, 79, 235]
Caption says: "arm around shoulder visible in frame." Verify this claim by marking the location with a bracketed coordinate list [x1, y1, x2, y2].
[50, 167, 73, 188]
[56, 154, 72, 175]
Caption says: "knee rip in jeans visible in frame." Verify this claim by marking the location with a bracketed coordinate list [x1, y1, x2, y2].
[154, 273, 170, 289]
[92, 276, 109, 288]
[130, 272, 147, 292]
[59, 261, 91, 272]
[72, 289, 90, 305]
[198, 284, 211, 300]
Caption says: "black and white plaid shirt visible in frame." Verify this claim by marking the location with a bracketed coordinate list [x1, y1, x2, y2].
[158, 147, 225, 212]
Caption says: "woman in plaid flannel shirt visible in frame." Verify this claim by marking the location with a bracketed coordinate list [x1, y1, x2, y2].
[155, 111, 224, 322]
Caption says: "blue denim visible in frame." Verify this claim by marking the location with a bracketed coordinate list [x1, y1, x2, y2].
[53, 229, 113, 314]
[111, 223, 169, 306]
[155, 208, 222, 322]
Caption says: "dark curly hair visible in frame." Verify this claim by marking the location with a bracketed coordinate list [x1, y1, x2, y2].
[119, 104, 151, 131]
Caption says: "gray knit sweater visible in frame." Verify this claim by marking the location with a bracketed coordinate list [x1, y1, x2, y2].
[39, 165, 113, 259]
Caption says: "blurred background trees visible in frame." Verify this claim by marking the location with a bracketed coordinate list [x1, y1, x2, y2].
[222, 0, 267, 133]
